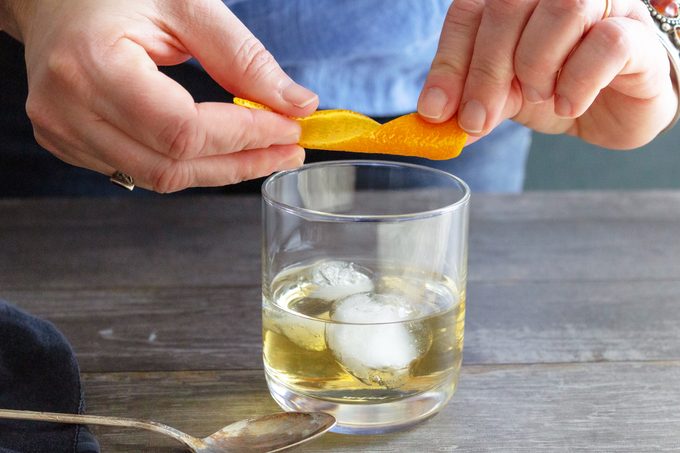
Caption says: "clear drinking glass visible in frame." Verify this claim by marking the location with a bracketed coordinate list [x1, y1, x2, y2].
[261, 160, 469, 434]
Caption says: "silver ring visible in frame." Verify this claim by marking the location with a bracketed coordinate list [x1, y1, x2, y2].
[110, 171, 135, 191]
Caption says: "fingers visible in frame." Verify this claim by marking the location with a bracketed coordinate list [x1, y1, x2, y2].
[418, 0, 534, 134]
[93, 37, 301, 161]
[72, 115, 305, 193]
[515, 0, 618, 104]
[457, 0, 536, 134]
[23, 0, 310, 194]
[421, 0, 663, 140]
[418, 0, 485, 123]
[30, 99, 305, 193]
[554, 17, 669, 118]
[165, 0, 318, 117]
[180, 145, 304, 189]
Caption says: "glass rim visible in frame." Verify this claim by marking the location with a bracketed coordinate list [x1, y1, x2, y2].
[261, 160, 470, 222]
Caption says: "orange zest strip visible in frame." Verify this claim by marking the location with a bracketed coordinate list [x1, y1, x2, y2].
[233, 98, 467, 160]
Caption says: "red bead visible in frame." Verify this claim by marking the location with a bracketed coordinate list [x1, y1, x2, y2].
[651, 0, 680, 17]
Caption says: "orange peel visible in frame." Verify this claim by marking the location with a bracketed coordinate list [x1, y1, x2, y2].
[233, 97, 467, 160]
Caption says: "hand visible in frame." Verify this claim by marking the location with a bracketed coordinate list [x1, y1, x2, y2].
[418, 0, 678, 149]
[4, 0, 318, 192]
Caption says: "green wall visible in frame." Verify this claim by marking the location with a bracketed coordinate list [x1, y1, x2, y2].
[524, 125, 680, 190]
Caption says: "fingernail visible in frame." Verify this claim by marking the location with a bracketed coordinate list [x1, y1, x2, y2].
[554, 95, 573, 118]
[282, 83, 318, 109]
[278, 152, 305, 170]
[523, 86, 543, 104]
[274, 124, 302, 145]
[418, 87, 449, 119]
[458, 100, 487, 134]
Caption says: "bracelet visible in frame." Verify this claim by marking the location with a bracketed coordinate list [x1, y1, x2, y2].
[641, 0, 680, 131]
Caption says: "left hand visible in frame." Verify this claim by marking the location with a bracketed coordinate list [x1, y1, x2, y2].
[418, 0, 678, 149]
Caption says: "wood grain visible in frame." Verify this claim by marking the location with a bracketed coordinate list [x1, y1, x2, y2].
[4, 279, 680, 372]
[81, 363, 680, 452]
[1, 193, 680, 290]
[2, 193, 680, 452]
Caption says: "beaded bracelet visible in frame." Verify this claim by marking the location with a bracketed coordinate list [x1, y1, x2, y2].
[641, 0, 680, 131]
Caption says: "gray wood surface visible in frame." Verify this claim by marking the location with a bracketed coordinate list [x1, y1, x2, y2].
[4, 279, 680, 372]
[82, 364, 680, 452]
[2, 192, 680, 290]
[1, 192, 680, 452]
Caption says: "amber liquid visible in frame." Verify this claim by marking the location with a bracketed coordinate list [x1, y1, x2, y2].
[263, 259, 465, 404]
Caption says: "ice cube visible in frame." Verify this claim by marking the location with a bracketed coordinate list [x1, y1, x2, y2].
[272, 313, 327, 351]
[309, 260, 374, 300]
[269, 297, 332, 351]
[326, 292, 432, 388]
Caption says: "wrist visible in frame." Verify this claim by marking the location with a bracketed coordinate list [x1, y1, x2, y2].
[0, 0, 36, 42]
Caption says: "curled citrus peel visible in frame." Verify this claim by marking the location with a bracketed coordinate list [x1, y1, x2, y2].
[234, 97, 467, 160]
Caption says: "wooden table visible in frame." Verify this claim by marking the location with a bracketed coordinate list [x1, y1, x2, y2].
[2, 192, 680, 452]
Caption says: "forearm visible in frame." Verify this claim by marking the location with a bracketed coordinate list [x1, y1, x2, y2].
[0, 0, 35, 41]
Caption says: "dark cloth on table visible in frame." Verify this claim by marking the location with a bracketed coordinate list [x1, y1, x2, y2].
[0, 300, 99, 453]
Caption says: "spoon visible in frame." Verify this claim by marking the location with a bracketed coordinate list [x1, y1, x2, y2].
[0, 408, 335, 452]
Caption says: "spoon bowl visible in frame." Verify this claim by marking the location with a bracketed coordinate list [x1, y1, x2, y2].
[201, 412, 335, 453]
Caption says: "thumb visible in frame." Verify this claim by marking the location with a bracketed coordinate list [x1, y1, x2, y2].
[166, 0, 318, 116]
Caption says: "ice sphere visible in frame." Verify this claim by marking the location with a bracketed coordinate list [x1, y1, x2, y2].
[326, 292, 432, 388]
[266, 297, 331, 352]
[272, 314, 327, 351]
[309, 260, 374, 300]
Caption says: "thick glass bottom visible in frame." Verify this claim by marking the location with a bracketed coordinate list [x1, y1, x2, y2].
[265, 371, 457, 435]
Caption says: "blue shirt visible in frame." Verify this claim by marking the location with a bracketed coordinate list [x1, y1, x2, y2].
[223, 0, 532, 192]
[226, 0, 449, 116]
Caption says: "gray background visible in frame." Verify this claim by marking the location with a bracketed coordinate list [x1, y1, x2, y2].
[524, 124, 680, 190]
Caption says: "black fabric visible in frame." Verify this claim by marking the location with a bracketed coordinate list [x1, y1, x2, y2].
[0, 300, 99, 453]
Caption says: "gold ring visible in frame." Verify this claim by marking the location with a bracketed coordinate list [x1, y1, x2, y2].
[602, 0, 612, 19]
[110, 171, 135, 191]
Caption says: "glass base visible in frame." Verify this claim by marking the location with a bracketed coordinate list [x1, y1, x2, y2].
[265, 372, 457, 435]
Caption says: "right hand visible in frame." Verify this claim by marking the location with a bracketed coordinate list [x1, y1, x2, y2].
[11, 0, 318, 192]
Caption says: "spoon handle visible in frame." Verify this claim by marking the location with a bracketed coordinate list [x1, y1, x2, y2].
[0, 408, 202, 451]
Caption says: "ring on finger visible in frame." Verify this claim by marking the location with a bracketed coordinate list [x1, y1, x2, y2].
[110, 171, 135, 191]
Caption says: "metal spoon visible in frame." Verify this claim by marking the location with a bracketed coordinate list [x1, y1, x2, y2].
[0, 408, 335, 452]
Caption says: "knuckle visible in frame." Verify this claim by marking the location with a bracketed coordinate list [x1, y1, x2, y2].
[224, 171, 244, 186]
[468, 58, 511, 86]
[32, 127, 79, 167]
[431, 59, 467, 81]
[234, 37, 278, 81]
[488, 0, 526, 14]
[231, 160, 257, 185]
[45, 49, 83, 90]
[167, 0, 212, 27]
[25, 95, 50, 130]
[150, 160, 193, 194]
[560, 70, 589, 93]
[32, 127, 55, 151]
[159, 112, 204, 160]
[514, 51, 551, 82]
[447, 0, 484, 23]
[594, 22, 629, 56]
[545, 0, 590, 21]
[232, 108, 264, 150]
[26, 96, 73, 154]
